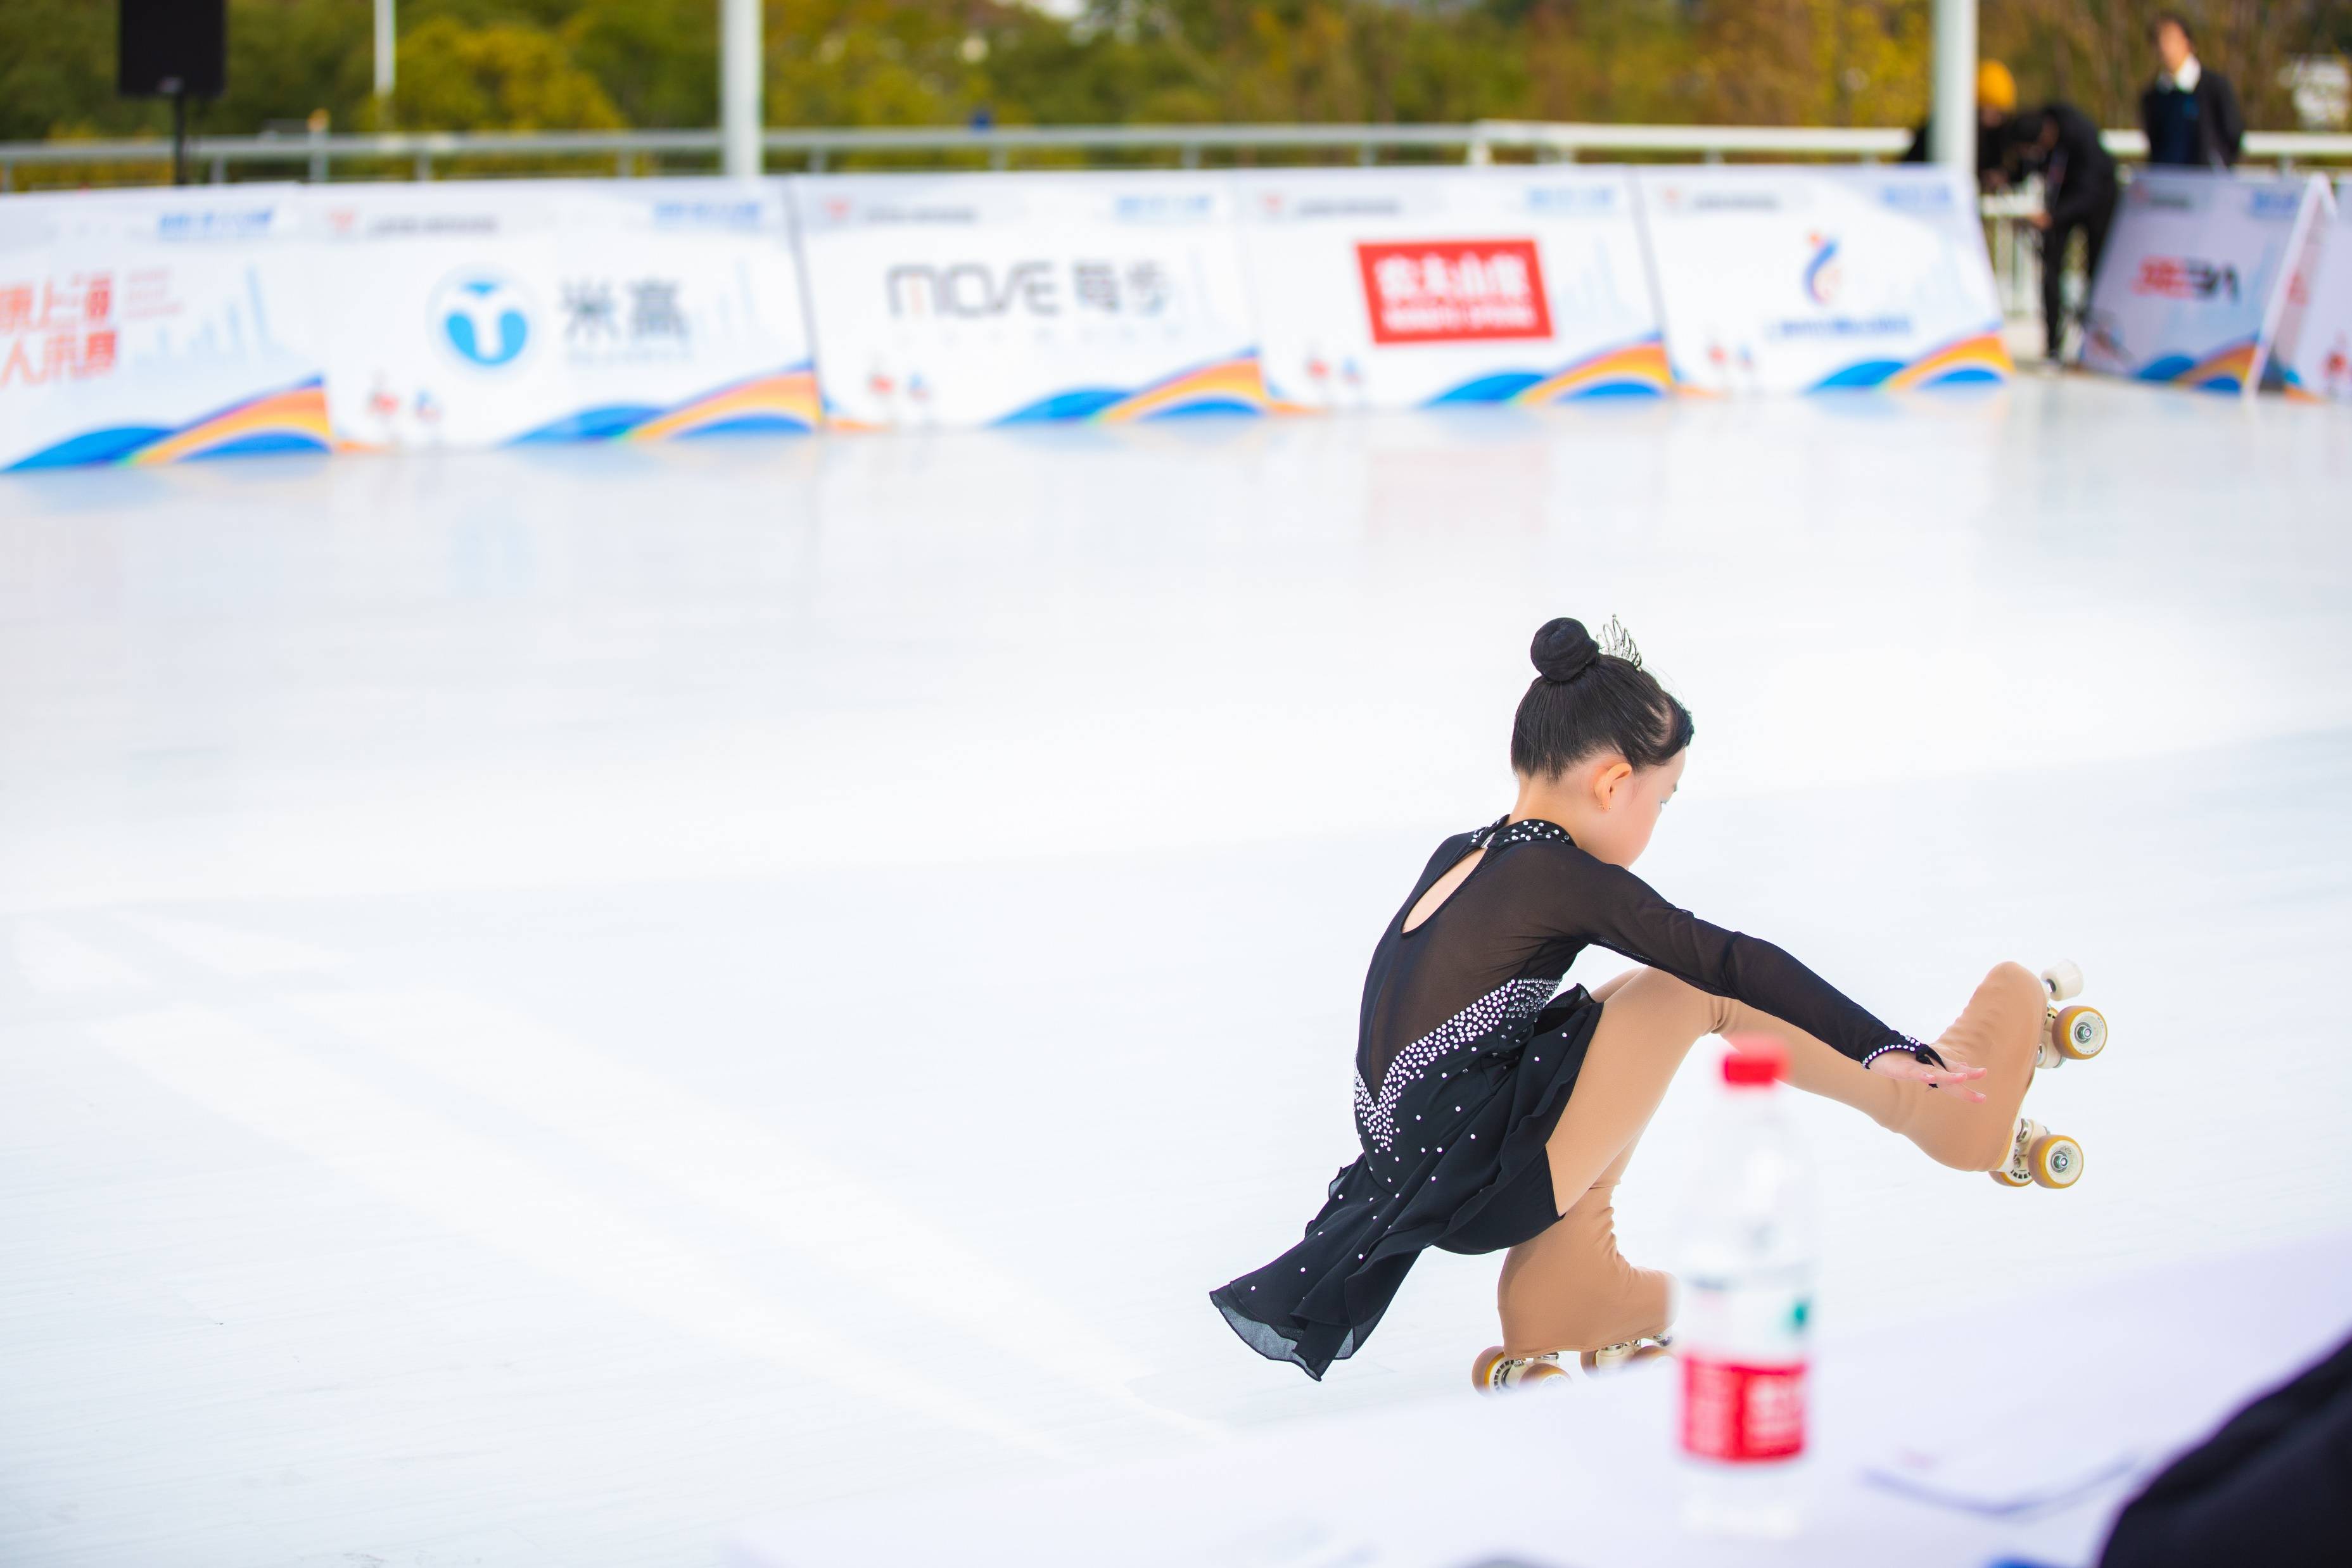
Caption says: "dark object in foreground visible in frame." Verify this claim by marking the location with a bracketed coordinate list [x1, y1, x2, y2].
[2099, 1328, 2352, 1568]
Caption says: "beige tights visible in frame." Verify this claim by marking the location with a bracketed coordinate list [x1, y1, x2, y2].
[1495, 962, 2043, 1356]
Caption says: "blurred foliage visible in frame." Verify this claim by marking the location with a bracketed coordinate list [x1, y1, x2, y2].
[0, 0, 2342, 148]
[372, 15, 626, 127]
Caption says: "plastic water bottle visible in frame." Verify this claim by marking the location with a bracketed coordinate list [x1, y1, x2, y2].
[1676, 1035, 1817, 1539]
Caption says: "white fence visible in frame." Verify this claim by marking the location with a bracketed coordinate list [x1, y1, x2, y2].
[11, 120, 2345, 325]
[0, 163, 2014, 469]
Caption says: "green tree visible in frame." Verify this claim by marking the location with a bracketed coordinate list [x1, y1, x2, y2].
[0, 0, 156, 141]
[763, 0, 977, 127]
[378, 13, 625, 129]
[1514, 1, 1703, 125]
[215, 0, 376, 133]
[1060, 0, 1526, 127]
[564, 0, 720, 128]
[3, 0, 2335, 158]
[1688, 0, 1929, 127]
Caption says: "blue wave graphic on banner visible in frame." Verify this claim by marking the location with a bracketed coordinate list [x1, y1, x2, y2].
[2134, 355, 2198, 382]
[8, 427, 168, 469]
[998, 389, 1129, 423]
[513, 405, 819, 442]
[1427, 372, 1544, 403]
[514, 407, 665, 443]
[1424, 371, 1665, 404]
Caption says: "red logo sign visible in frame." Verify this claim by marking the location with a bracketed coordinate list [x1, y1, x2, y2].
[2133, 256, 2239, 301]
[1356, 239, 1552, 345]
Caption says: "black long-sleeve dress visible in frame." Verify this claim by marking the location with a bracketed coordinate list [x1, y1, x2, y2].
[1211, 815, 1909, 1379]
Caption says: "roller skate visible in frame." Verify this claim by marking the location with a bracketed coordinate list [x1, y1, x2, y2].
[2030, 960, 2109, 1070]
[1472, 1336, 1672, 1393]
[1875, 962, 2057, 1174]
[1988, 961, 2105, 1191]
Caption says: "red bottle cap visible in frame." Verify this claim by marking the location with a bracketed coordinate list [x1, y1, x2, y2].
[1720, 1035, 1788, 1087]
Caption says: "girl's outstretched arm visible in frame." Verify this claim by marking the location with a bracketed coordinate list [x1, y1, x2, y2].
[1521, 840, 1984, 1094]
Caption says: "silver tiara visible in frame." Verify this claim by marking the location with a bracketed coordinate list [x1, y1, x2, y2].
[1598, 615, 1644, 669]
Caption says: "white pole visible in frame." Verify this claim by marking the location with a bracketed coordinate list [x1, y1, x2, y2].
[721, 0, 761, 180]
[1931, 0, 1977, 179]
[374, 0, 395, 99]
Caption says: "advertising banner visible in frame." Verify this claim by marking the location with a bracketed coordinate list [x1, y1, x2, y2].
[1229, 168, 1665, 410]
[310, 179, 817, 450]
[787, 172, 1266, 429]
[1634, 165, 2010, 394]
[0, 186, 329, 471]
[2267, 182, 2351, 403]
[2080, 170, 2329, 395]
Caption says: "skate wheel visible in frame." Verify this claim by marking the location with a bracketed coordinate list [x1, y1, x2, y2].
[2028, 1133, 2084, 1188]
[2041, 961, 2085, 1002]
[1472, 1345, 1509, 1393]
[1990, 1166, 2034, 1187]
[1582, 1339, 1672, 1374]
[1516, 1362, 1572, 1388]
[2053, 1004, 2107, 1060]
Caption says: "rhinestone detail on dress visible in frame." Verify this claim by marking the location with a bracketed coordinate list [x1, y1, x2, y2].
[1354, 976, 1560, 1153]
[1468, 817, 1572, 851]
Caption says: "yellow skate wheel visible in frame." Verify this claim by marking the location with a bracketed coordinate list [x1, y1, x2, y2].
[1990, 1165, 2034, 1188]
[2029, 1133, 2085, 1188]
[1472, 1345, 1509, 1393]
[2054, 1005, 2107, 1061]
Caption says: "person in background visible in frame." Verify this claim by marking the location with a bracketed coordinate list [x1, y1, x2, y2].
[1903, 59, 2020, 186]
[2142, 13, 2243, 168]
[2011, 103, 2121, 365]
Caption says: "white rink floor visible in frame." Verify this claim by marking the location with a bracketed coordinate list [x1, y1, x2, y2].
[3, 377, 2351, 1566]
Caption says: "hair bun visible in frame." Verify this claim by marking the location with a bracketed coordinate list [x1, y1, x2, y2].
[1530, 617, 1601, 683]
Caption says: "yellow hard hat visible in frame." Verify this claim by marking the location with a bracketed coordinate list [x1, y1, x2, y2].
[1976, 60, 2018, 112]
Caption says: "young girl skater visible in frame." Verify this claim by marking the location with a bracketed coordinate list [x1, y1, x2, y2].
[1211, 616, 2055, 1384]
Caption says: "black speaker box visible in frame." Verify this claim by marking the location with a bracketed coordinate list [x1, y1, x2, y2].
[118, 0, 227, 99]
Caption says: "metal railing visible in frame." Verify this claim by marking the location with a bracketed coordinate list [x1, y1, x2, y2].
[4, 120, 2349, 191]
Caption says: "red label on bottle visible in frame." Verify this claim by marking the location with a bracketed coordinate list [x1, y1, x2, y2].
[1679, 1358, 1807, 1462]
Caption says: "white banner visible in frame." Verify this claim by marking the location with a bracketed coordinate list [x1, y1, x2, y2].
[2080, 170, 2328, 395]
[787, 172, 1266, 429]
[2268, 181, 2351, 403]
[1634, 165, 2009, 394]
[309, 179, 817, 450]
[0, 186, 328, 471]
[1229, 168, 1664, 410]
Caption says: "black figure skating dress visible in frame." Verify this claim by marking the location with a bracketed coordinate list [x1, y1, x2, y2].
[1210, 815, 1907, 1379]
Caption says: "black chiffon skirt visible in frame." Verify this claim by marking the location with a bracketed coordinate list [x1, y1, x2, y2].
[1209, 985, 1601, 1379]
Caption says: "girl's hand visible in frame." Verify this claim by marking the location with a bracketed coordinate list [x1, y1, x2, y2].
[1869, 1048, 1988, 1103]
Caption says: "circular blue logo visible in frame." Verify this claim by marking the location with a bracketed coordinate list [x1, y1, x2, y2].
[430, 272, 533, 370]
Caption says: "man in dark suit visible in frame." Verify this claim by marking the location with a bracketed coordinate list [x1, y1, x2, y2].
[2141, 13, 2244, 168]
[2012, 104, 2121, 364]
